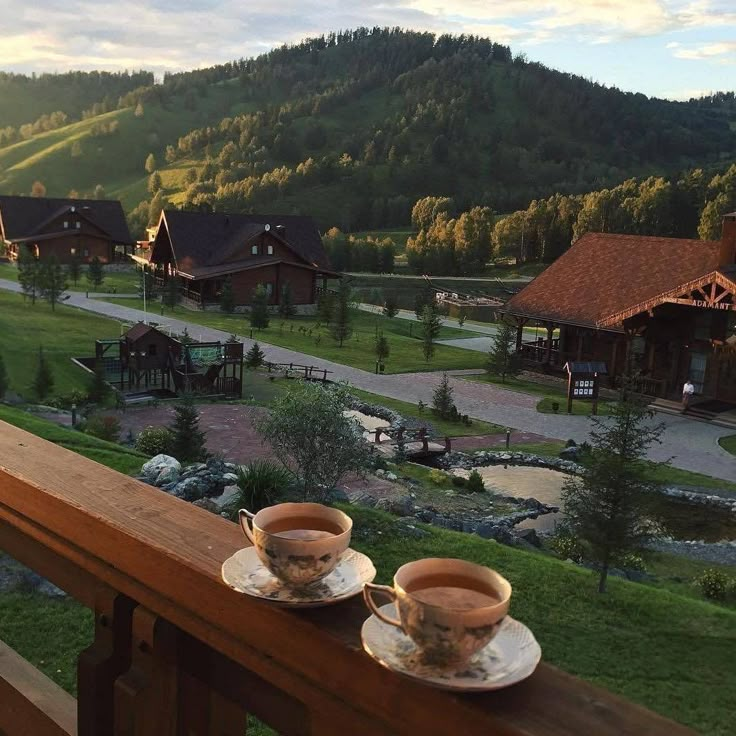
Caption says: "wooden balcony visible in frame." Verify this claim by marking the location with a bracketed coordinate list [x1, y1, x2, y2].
[0, 420, 695, 736]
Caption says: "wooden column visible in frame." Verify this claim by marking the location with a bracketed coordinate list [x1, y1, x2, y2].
[516, 324, 524, 353]
[576, 334, 584, 362]
[610, 339, 620, 379]
[545, 324, 555, 364]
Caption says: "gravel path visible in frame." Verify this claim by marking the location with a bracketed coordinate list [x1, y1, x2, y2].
[2, 278, 735, 483]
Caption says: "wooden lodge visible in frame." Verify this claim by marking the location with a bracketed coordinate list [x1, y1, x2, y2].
[0, 195, 134, 264]
[503, 213, 736, 406]
[137, 210, 339, 310]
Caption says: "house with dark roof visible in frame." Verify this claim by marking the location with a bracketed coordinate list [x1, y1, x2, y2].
[0, 195, 134, 264]
[141, 209, 338, 310]
[502, 213, 736, 406]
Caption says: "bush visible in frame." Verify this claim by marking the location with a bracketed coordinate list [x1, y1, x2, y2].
[429, 468, 448, 485]
[451, 475, 467, 488]
[620, 552, 647, 572]
[135, 426, 173, 456]
[85, 415, 121, 442]
[466, 469, 486, 493]
[228, 460, 293, 516]
[696, 568, 730, 601]
[549, 530, 584, 563]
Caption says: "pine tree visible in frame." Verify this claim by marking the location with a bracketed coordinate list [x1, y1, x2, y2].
[0, 352, 9, 400]
[374, 332, 390, 367]
[432, 372, 455, 419]
[421, 304, 442, 362]
[169, 396, 207, 462]
[561, 385, 664, 593]
[31, 347, 54, 401]
[329, 279, 353, 347]
[38, 255, 68, 311]
[245, 342, 266, 368]
[163, 278, 180, 311]
[86, 257, 104, 290]
[278, 282, 296, 319]
[250, 284, 270, 330]
[317, 288, 334, 323]
[17, 248, 40, 304]
[414, 282, 435, 319]
[88, 360, 110, 403]
[487, 322, 521, 382]
[137, 269, 157, 300]
[220, 276, 235, 313]
[383, 293, 399, 318]
[67, 255, 81, 286]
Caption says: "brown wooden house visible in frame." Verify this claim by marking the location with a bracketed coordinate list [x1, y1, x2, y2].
[0, 195, 134, 264]
[141, 210, 338, 309]
[502, 213, 736, 405]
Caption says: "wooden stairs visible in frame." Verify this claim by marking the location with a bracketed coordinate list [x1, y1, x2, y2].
[649, 398, 736, 430]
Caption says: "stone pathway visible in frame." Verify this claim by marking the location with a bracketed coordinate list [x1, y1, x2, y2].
[2, 278, 735, 482]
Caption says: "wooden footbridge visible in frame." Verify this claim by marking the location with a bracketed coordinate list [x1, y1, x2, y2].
[370, 425, 451, 459]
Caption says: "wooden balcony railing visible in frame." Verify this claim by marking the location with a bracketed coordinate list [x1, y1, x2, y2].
[0, 421, 695, 736]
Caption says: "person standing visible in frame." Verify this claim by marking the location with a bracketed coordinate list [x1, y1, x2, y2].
[682, 378, 695, 412]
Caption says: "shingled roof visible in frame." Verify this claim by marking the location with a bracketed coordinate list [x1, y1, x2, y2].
[503, 232, 723, 330]
[158, 210, 331, 276]
[0, 195, 132, 244]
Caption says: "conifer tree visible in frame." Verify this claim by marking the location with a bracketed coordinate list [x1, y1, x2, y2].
[144, 152, 157, 174]
[317, 288, 334, 324]
[18, 248, 40, 304]
[329, 279, 353, 347]
[0, 353, 9, 400]
[374, 332, 390, 367]
[421, 304, 442, 362]
[432, 372, 455, 418]
[137, 269, 157, 300]
[67, 255, 81, 286]
[250, 284, 270, 330]
[278, 282, 296, 319]
[414, 282, 435, 319]
[163, 277, 180, 311]
[38, 255, 68, 311]
[169, 396, 207, 463]
[220, 276, 235, 313]
[486, 322, 521, 382]
[86, 257, 104, 290]
[383, 293, 399, 318]
[31, 347, 54, 401]
[245, 342, 266, 368]
[88, 360, 110, 403]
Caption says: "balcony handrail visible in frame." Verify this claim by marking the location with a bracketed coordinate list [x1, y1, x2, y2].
[0, 421, 694, 736]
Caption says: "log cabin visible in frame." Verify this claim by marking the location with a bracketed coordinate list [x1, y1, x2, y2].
[0, 195, 134, 264]
[502, 213, 736, 409]
[140, 209, 338, 310]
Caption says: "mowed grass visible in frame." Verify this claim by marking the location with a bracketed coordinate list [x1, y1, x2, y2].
[0, 290, 123, 398]
[718, 434, 736, 456]
[0, 262, 139, 293]
[347, 387, 504, 437]
[101, 299, 488, 373]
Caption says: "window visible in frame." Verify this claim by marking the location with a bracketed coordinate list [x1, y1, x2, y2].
[83, 248, 89, 257]
[265, 283, 274, 298]
[148, 344, 158, 357]
[267, 244, 274, 255]
[63, 221, 69, 229]
[251, 245, 259, 255]
[70, 247, 77, 255]
[75, 222, 81, 229]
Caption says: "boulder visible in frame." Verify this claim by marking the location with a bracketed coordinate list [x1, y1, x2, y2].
[155, 465, 180, 487]
[559, 446, 581, 461]
[141, 454, 181, 480]
[173, 477, 207, 502]
[211, 485, 240, 512]
[514, 528, 541, 548]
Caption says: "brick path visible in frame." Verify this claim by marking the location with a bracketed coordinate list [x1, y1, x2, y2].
[2, 279, 734, 483]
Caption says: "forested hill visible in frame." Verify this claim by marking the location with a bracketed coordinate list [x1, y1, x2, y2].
[0, 28, 734, 237]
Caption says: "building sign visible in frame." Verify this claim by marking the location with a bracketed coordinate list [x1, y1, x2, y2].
[564, 361, 607, 415]
[668, 298, 736, 311]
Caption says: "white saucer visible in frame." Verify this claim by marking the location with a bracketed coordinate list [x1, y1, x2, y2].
[222, 546, 376, 608]
[361, 604, 541, 691]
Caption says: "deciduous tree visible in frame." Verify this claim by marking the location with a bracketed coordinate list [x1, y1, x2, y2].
[144, 153, 157, 174]
[0, 353, 9, 399]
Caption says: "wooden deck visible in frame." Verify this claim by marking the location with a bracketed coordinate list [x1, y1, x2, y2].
[0, 420, 696, 736]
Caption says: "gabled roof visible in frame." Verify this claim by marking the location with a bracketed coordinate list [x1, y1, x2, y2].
[0, 195, 132, 244]
[503, 232, 723, 330]
[158, 210, 331, 276]
[124, 322, 172, 343]
[179, 256, 333, 281]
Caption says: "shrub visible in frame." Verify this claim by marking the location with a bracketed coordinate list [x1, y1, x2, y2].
[135, 426, 173, 456]
[451, 475, 467, 488]
[85, 415, 121, 442]
[620, 552, 646, 572]
[228, 460, 292, 516]
[696, 568, 730, 601]
[549, 530, 584, 563]
[466, 469, 486, 493]
[429, 468, 448, 485]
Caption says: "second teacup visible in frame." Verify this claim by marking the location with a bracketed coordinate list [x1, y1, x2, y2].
[239, 503, 352, 587]
[363, 557, 511, 667]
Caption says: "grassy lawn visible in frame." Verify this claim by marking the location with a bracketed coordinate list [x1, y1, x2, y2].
[0, 290, 124, 399]
[537, 396, 616, 416]
[0, 262, 139, 294]
[718, 434, 736, 456]
[101, 299, 488, 374]
[347, 387, 504, 437]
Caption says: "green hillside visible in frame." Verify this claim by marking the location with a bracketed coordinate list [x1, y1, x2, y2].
[0, 29, 734, 235]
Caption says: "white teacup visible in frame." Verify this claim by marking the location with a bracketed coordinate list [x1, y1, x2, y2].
[363, 558, 511, 666]
[239, 503, 352, 587]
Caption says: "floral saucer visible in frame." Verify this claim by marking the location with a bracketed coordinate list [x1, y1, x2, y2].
[222, 547, 376, 608]
[361, 604, 541, 691]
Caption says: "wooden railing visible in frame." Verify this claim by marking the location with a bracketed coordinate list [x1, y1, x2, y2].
[0, 421, 695, 736]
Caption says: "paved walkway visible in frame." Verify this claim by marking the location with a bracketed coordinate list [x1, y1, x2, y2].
[3, 278, 735, 482]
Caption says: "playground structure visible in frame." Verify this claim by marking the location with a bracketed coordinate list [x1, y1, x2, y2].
[75, 323, 244, 399]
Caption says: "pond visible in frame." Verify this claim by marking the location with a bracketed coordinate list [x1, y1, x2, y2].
[453, 464, 736, 543]
[344, 409, 387, 438]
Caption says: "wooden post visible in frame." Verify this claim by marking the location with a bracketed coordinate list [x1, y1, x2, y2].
[610, 339, 619, 380]
[374, 428, 382, 444]
[515, 322, 524, 353]
[545, 323, 555, 364]
[444, 437, 451, 453]
[576, 334, 584, 361]
[567, 371, 574, 414]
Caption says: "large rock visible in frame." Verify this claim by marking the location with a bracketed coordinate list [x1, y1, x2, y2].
[155, 465, 180, 487]
[559, 446, 581, 461]
[142, 454, 181, 481]
[211, 484, 240, 512]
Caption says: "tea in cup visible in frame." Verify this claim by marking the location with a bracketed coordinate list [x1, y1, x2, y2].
[363, 558, 511, 666]
[239, 503, 352, 587]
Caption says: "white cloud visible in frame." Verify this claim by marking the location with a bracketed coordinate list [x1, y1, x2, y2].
[670, 40, 736, 62]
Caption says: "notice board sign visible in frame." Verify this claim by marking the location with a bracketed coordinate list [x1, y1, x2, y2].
[564, 361, 607, 415]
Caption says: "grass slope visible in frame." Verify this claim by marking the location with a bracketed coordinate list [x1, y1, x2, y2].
[718, 434, 736, 456]
[0, 291, 123, 399]
[102, 299, 488, 373]
[0, 262, 139, 294]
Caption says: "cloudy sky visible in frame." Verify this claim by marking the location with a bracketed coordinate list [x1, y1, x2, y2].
[2, 0, 734, 99]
